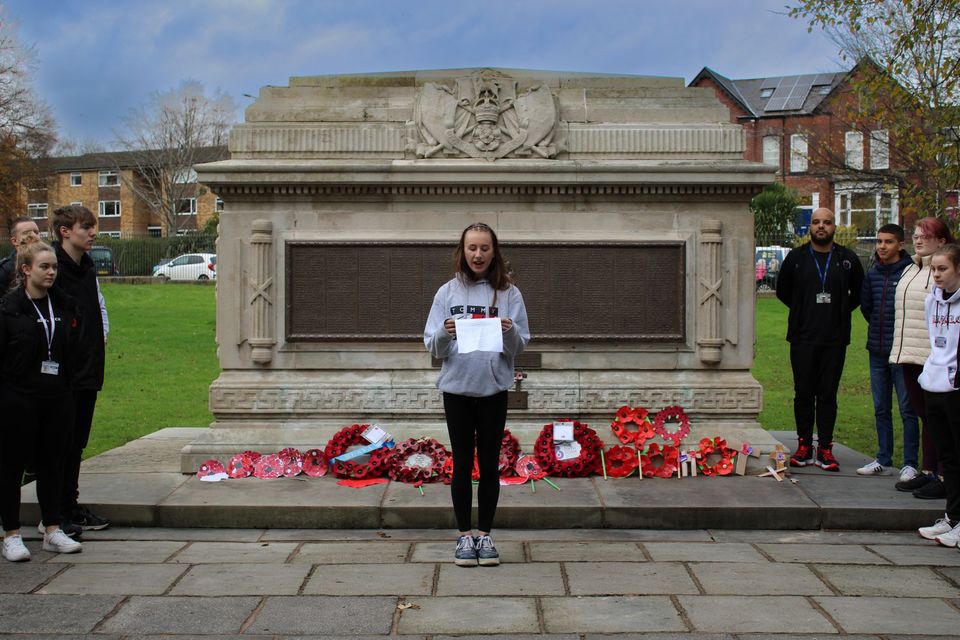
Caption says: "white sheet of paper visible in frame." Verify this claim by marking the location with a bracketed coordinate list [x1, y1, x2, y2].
[455, 317, 504, 353]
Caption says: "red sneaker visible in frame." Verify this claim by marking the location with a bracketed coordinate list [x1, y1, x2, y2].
[816, 443, 840, 472]
[790, 440, 814, 467]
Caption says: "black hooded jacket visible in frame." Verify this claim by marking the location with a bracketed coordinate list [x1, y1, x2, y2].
[51, 241, 104, 391]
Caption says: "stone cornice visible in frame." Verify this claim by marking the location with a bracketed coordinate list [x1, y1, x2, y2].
[210, 182, 765, 197]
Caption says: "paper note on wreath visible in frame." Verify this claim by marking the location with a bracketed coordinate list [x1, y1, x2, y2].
[456, 317, 503, 353]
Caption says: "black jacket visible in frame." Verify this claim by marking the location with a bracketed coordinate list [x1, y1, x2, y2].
[0, 286, 83, 395]
[51, 242, 104, 391]
[776, 242, 865, 346]
[0, 250, 15, 295]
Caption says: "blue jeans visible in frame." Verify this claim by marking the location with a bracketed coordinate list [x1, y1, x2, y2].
[869, 351, 919, 467]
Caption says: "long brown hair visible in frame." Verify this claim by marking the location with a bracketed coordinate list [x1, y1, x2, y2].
[452, 222, 512, 291]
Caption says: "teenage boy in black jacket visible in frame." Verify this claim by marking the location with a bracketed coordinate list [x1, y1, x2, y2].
[776, 207, 864, 472]
[50, 205, 109, 532]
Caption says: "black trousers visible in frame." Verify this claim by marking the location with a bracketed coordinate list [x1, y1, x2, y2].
[790, 343, 846, 445]
[60, 389, 98, 514]
[924, 390, 960, 521]
[0, 389, 73, 531]
[443, 391, 508, 533]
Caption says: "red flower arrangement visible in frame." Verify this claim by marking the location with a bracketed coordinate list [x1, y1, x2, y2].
[610, 405, 656, 446]
[388, 438, 450, 484]
[253, 453, 283, 479]
[323, 423, 392, 479]
[696, 436, 735, 476]
[534, 420, 602, 478]
[515, 454, 546, 480]
[226, 451, 259, 478]
[603, 445, 639, 478]
[640, 443, 679, 478]
[301, 449, 328, 477]
[652, 405, 691, 447]
[499, 428, 521, 475]
[277, 447, 304, 477]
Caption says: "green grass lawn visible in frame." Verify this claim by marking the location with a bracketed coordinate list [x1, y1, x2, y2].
[89, 286, 887, 461]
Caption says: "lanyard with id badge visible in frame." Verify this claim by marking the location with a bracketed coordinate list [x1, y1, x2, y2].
[28, 295, 59, 376]
[811, 246, 833, 304]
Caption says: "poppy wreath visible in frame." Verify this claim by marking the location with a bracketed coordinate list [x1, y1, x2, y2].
[515, 454, 547, 480]
[610, 405, 656, 446]
[388, 438, 450, 484]
[277, 447, 304, 477]
[499, 428, 521, 475]
[534, 420, 602, 478]
[323, 423, 391, 479]
[652, 405, 691, 447]
[696, 436, 736, 476]
[301, 448, 328, 477]
[226, 451, 260, 478]
[640, 442, 679, 478]
[603, 445, 639, 478]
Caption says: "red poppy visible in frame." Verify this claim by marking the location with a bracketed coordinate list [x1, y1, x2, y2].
[197, 459, 226, 479]
[253, 453, 283, 479]
[515, 455, 546, 480]
[653, 406, 691, 447]
[534, 420, 602, 477]
[604, 445, 639, 478]
[301, 449, 328, 477]
[640, 443, 679, 478]
[388, 438, 449, 483]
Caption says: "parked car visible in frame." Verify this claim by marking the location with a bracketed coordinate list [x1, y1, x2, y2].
[152, 253, 217, 281]
[90, 245, 118, 276]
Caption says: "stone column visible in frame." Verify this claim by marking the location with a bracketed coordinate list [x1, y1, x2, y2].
[698, 217, 723, 364]
[248, 219, 275, 364]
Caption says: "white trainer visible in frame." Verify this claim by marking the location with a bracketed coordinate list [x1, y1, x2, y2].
[857, 460, 885, 475]
[42, 529, 82, 554]
[899, 465, 919, 483]
[935, 522, 960, 548]
[2, 535, 31, 562]
[919, 515, 955, 540]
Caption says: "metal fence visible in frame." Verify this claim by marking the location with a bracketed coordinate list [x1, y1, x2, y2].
[754, 231, 883, 293]
[93, 234, 217, 277]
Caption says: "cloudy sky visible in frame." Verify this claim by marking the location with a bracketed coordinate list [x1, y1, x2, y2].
[6, 0, 843, 148]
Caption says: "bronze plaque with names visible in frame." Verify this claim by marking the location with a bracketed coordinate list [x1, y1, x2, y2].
[286, 241, 685, 341]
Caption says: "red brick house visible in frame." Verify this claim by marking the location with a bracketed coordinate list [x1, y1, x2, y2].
[690, 63, 899, 237]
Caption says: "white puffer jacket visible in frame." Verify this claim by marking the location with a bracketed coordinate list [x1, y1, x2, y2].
[889, 254, 934, 366]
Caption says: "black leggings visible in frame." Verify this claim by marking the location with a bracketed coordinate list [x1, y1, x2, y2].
[443, 391, 508, 533]
[0, 389, 73, 532]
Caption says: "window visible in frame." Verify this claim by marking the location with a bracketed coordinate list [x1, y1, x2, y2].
[176, 198, 197, 214]
[760, 88, 774, 98]
[817, 85, 831, 95]
[147, 226, 162, 238]
[762, 136, 780, 167]
[70, 201, 82, 206]
[845, 131, 864, 169]
[870, 129, 889, 169]
[98, 231, 121, 239]
[836, 185, 897, 237]
[790, 134, 808, 172]
[27, 203, 48, 220]
[70, 172, 82, 187]
[98, 170, 119, 187]
[98, 200, 121, 217]
[173, 168, 198, 184]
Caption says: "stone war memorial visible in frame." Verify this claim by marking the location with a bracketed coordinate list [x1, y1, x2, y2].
[185, 68, 776, 470]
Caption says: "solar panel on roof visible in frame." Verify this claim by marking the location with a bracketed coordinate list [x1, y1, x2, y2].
[765, 97, 789, 111]
[812, 73, 834, 86]
[769, 76, 798, 100]
[761, 78, 779, 90]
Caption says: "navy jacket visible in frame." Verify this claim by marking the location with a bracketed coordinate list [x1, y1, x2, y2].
[860, 250, 913, 356]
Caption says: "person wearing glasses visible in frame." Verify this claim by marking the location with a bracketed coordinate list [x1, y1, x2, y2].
[890, 216, 955, 499]
[424, 222, 530, 567]
[777, 208, 864, 471]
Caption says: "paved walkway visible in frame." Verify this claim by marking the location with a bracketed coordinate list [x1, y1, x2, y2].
[2, 526, 960, 637]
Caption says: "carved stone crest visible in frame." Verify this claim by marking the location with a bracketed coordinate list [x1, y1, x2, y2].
[411, 70, 563, 160]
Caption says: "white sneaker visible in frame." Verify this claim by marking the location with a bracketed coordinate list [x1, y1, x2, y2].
[2, 535, 31, 562]
[935, 522, 960, 548]
[919, 514, 955, 540]
[899, 465, 919, 483]
[42, 529, 82, 554]
[857, 460, 885, 475]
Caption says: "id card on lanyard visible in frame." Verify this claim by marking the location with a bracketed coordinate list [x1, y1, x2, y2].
[28, 294, 59, 376]
[811, 246, 833, 304]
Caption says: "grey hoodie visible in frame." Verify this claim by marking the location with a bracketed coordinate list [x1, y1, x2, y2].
[424, 277, 530, 397]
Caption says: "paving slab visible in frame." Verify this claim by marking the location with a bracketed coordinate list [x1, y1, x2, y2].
[170, 540, 298, 563]
[494, 477, 604, 528]
[410, 540, 525, 563]
[936, 566, 960, 584]
[38, 563, 187, 595]
[794, 473, 942, 529]
[815, 596, 960, 635]
[170, 562, 311, 595]
[709, 529, 930, 545]
[644, 542, 769, 563]
[436, 562, 564, 595]
[528, 540, 643, 561]
[598, 475, 820, 529]
[677, 595, 836, 633]
[867, 543, 960, 566]
[756, 542, 890, 564]
[157, 475, 386, 528]
[291, 541, 410, 563]
[396, 596, 539, 634]
[44, 540, 186, 564]
[689, 561, 832, 595]
[541, 595, 685, 633]
[565, 560, 698, 595]
[97, 595, 260, 635]
[813, 564, 960, 597]
[304, 562, 434, 595]
[0, 594, 123, 634]
[0, 561, 65, 593]
[246, 596, 396, 635]
[380, 479, 458, 528]
[79, 526, 265, 542]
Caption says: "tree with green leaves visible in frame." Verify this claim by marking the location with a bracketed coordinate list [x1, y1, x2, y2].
[788, 0, 960, 225]
[751, 182, 801, 246]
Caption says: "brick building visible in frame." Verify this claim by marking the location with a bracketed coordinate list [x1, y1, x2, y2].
[690, 63, 900, 236]
[19, 146, 228, 239]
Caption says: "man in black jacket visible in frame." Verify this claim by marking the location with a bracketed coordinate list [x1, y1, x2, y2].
[0, 217, 40, 294]
[50, 205, 109, 531]
[776, 207, 864, 472]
